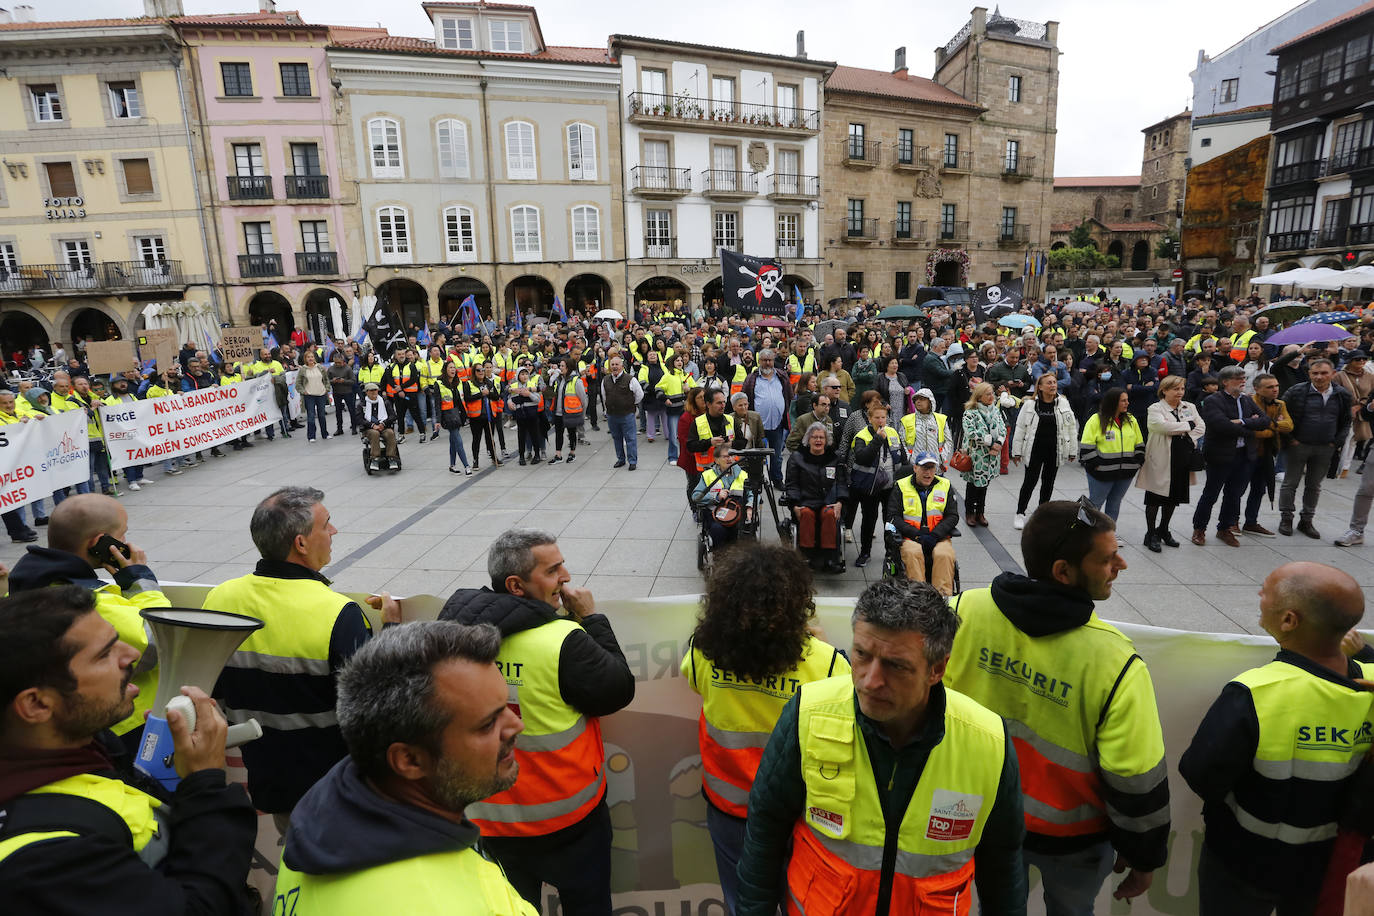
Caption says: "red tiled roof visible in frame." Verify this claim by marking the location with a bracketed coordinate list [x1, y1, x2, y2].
[173, 11, 302, 25]
[1103, 221, 1167, 232]
[0, 17, 165, 31]
[1272, 0, 1374, 53]
[1053, 176, 1139, 188]
[826, 65, 979, 111]
[0, 11, 315, 31]
[1195, 102, 1271, 120]
[422, 1, 536, 9]
[332, 35, 614, 65]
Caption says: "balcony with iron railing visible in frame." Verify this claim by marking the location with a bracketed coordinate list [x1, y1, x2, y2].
[938, 220, 969, 241]
[891, 219, 927, 243]
[766, 173, 819, 200]
[1271, 159, 1324, 186]
[295, 251, 338, 275]
[644, 237, 677, 258]
[776, 237, 804, 258]
[894, 145, 931, 169]
[1328, 147, 1374, 175]
[1267, 230, 1314, 253]
[843, 139, 881, 167]
[630, 165, 692, 197]
[941, 150, 972, 173]
[998, 224, 1030, 246]
[285, 174, 330, 199]
[1002, 155, 1036, 180]
[840, 218, 879, 242]
[701, 169, 758, 198]
[1352, 223, 1374, 245]
[626, 91, 820, 132]
[227, 174, 273, 200]
[238, 253, 283, 277]
[0, 260, 185, 296]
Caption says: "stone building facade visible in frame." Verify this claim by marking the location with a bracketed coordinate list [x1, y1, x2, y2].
[1141, 110, 1190, 229]
[1181, 133, 1267, 297]
[1050, 176, 1139, 226]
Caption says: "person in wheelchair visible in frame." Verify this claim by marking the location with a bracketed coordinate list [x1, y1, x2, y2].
[359, 382, 400, 472]
[886, 450, 959, 596]
[785, 421, 845, 574]
[692, 447, 753, 550]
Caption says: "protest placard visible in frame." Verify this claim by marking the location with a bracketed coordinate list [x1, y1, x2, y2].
[0, 411, 90, 511]
[284, 369, 303, 419]
[85, 339, 138, 375]
[99, 375, 279, 469]
[136, 328, 178, 371]
[220, 326, 258, 364]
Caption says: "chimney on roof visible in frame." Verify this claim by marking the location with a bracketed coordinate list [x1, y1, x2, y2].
[259, 0, 276, 12]
[144, 0, 185, 16]
[796, 30, 806, 59]
[893, 46, 907, 78]
[12, 3, 35, 22]
[0, 8, 12, 24]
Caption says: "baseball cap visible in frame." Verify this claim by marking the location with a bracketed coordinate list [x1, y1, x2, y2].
[364, 382, 380, 391]
[914, 451, 939, 467]
[913, 387, 935, 402]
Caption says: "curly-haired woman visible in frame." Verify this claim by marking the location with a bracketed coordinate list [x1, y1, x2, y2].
[680, 543, 849, 914]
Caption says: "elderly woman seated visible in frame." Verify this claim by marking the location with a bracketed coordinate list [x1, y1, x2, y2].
[785, 421, 845, 573]
[691, 447, 752, 550]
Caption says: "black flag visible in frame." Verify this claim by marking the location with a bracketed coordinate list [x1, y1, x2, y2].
[363, 298, 406, 356]
[721, 249, 787, 317]
[971, 277, 1024, 324]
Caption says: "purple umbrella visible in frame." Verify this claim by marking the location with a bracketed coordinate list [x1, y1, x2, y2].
[1265, 322, 1356, 347]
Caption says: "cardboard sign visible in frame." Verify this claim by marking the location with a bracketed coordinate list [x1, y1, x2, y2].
[137, 328, 178, 372]
[85, 339, 138, 375]
[220, 326, 258, 364]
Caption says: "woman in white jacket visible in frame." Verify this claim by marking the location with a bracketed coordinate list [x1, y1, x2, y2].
[1011, 372, 1079, 529]
[1134, 375, 1204, 552]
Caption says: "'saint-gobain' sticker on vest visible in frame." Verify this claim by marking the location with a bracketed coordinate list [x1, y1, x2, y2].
[925, 789, 984, 842]
[808, 806, 845, 837]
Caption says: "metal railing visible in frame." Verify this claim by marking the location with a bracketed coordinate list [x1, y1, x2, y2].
[1003, 155, 1036, 179]
[295, 251, 338, 274]
[1329, 147, 1374, 174]
[892, 219, 927, 241]
[701, 169, 758, 195]
[776, 238, 804, 258]
[1266, 230, 1313, 252]
[767, 173, 819, 197]
[841, 218, 879, 240]
[626, 91, 820, 131]
[630, 165, 691, 194]
[844, 139, 881, 164]
[998, 224, 1030, 245]
[0, 259, 184, 294]
[238, 253, 283, 277]
[894, 145, 931, 167]
[1353, 223, 1374, 245]
[941, 150, 972, 171]
[285, 174, 329, 198]
[227, 175, 272, 200]
[1271, 159, 1323, 185]
[644, 237, 677, 258]
[939, 221, 969, 241]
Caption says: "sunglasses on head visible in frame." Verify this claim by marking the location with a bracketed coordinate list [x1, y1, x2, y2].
[1048, 495, 1099, 560]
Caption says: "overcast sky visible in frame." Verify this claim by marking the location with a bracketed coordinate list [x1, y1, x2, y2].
[67, 0, 1300, 175]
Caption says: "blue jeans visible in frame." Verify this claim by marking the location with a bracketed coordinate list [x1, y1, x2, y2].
[665, 407, 683, 461]
[1194, 454, 1254, 532]
[608, 413, 638, 465]
[304, 393, 329, 440]
[1024, 840, 1115, 916]
[1086, 474, 1131, 521]
[706, 802, 746, 916]
[764, 426, 787, 484]
[448, 425, 470, 468]
[417, 387, 434, 427]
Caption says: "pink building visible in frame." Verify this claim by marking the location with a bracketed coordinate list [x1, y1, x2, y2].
[175, 10, 380, 339]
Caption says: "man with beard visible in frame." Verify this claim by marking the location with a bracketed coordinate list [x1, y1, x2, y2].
[274, 622, 534, 914]
[0, 585, 257, 912]
[439, 529, 634, 915]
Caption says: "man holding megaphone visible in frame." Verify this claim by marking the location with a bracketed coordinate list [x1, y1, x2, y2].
[0, 585, 259, 914]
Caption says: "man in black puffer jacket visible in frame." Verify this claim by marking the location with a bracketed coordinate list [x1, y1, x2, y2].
[439, 528, 634, 916]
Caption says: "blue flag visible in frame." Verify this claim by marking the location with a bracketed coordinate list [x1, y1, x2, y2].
[323, 337, 335, 363]
[418, 321, 432, 346]
[552, 296, 568, 323]
[513, 304, 524, 335]
[460, 296, 479, 336]
[266, 332, 280, 352]
[794, 286, 804, 322]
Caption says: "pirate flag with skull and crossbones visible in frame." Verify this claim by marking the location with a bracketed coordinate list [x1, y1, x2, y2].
[720, 249, 788, 317]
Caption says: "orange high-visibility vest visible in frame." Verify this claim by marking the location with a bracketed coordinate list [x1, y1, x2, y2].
[729, 364, 748, 396]
[562, 379, 582, 415]
[386, 363, 419, 397]
[897, 475, 952, 532]
[693, 412, 735, 472]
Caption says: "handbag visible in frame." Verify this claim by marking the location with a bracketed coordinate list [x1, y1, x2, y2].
[1187, 444, 1205, 472]
[950, 450, 973, 473]
[440, 407, 465, 430]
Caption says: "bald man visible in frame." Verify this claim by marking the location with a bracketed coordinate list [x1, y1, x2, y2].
[1180, 562, 1371, 915]
[7, 493, 167, 752]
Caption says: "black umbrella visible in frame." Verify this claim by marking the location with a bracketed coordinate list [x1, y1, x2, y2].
[1182, 289, 1207, 299]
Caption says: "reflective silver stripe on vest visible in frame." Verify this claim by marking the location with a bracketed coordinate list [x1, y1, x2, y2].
[1223, 791, 1338, 844]
[516, 716, 588, 753]
[787, 887, 807, 916]
[227, 650, 331, 676]
[809, 825, 975, 879]
[703, 770, 751, 807]
[1105, 799, 1171, 833]
[466, 765, 606, 824]
[1252, 755, 1366, 782]
[1003, 719, 1094, 774]
[222, 705, 338, 730]
[705, 720, 773, 750]
[139, 806, 172, 867]
[1023, 795, 1103, 826]
[1100, 758, 1169, 795]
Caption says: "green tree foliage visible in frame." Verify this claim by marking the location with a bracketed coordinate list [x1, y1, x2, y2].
[1068, 220, 1094, 249]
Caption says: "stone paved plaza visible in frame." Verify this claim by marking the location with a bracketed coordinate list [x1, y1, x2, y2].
[8, 425, 1373, 638]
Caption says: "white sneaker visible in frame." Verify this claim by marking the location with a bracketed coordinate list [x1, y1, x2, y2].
[128, 481, 141, 491]
[1336, 529, 1365, 547]
[369, 459, 380, 471]
[1013, 513, 1026, 530]
[166, 468, 183, 476]
[140, 477, 156, 485]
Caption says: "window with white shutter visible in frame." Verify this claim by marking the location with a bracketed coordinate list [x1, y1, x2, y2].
[572, 206, 601, 259]
[368, 118, 403, 178]
[505, 122, 536, 180]
[377, 206, 411, 263]
[444, 206, 477, 262]
[511, 206, 541, 260]
[437, 119, 470, 178]
[567, 123, 597, 181]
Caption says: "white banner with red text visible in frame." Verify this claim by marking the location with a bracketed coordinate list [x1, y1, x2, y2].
[98, 375, 280, 470]
[0, 410, 90, 511]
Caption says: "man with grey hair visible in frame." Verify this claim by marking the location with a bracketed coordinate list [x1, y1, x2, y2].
[439, 528, 633, 915]
[735, 579, 1027, 916]
[274, 621, 536, 913]
[1191, 365, 1272, 547]
[742, 347, 792, 487]
[206, 486, 401, 828]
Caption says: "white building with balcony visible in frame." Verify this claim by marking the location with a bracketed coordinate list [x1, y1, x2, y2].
[610, 35, 833, 309]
